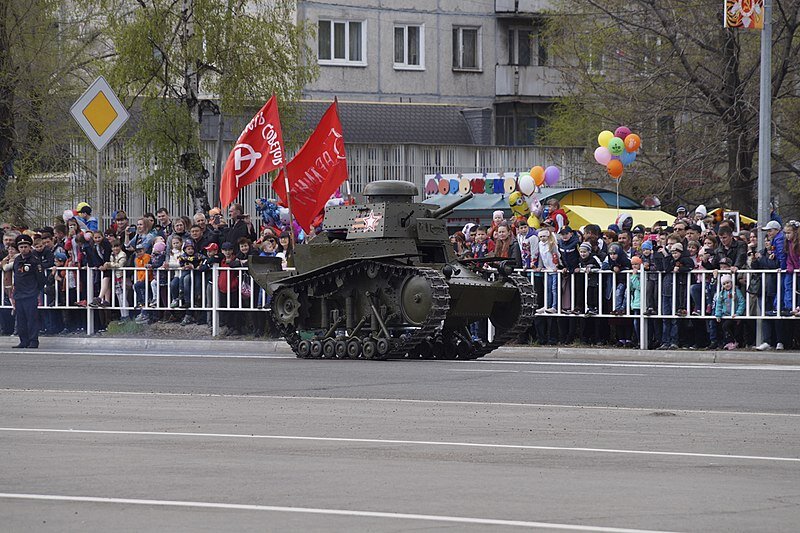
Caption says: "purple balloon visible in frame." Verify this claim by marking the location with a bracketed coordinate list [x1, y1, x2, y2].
[544, 166, 560, 186]
[615, 126, 631, 140]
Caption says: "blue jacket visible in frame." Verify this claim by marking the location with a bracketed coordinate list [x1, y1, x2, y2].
[771, 230, 786, 269]
[714, 287, 745, 318]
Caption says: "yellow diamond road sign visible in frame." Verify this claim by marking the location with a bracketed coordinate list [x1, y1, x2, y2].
[70, 76, 129, 151]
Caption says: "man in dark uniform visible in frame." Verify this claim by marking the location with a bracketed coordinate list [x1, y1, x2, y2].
[12, 234, 46, 349]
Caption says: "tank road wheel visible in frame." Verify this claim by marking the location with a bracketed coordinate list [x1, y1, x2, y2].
[272, 287, 300, 326]
[310, 340, 323, 358]
[346, 338, 362, 358]
[362, 339, 377, 359]
[322, 338, 336, 358]
[376, 338, 390, 357]
[297, 340, 312, 358]
[334, 339, 348, 359]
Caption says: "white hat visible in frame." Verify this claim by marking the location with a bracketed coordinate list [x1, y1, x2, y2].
[720, 274, 733, 285]
[695, 204, 707, 217]
[762, 220, 781, 231]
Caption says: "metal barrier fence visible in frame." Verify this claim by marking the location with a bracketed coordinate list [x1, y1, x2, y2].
[1, 266, 797, 345]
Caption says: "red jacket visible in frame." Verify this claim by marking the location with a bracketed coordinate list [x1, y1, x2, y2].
[218, 257, 239, 294]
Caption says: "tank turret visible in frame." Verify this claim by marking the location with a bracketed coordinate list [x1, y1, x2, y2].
[249, 179, 535, 361]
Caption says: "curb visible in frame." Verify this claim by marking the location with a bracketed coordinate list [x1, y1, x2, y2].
[0, 336, 797, 364]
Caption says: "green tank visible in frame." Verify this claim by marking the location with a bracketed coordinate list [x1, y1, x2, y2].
[248, 180, 535, 360]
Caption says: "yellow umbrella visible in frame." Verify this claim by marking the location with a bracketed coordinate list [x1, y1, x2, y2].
[708, 208, 756, 225]
[563, 205, 675, 230]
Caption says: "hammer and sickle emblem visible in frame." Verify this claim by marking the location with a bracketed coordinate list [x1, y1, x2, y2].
[233, 143, 262, 185]
[330, 129, 346, 161]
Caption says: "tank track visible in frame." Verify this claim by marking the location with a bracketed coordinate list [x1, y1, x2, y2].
[470, 272, 537, 358]
[272, 260, 449, 360]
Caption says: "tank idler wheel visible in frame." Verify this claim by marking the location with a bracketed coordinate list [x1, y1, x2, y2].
[334, 339, 348, 358]
[346, 338, 362, 358]
[322, 338, 336, 358]
[362, 339, 377, 359]
[310, 340, 323, 358]
[376, 338, 390, 357]
[297, 340, 312, 359]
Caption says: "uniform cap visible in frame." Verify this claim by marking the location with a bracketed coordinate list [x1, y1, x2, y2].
[15, 234, 33, 246]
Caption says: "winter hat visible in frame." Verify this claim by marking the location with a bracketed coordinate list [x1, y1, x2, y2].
[631, 256, 643, 265]
[616, 213, 633, 231]
[720, 274, 733, 285]
[607, 224, 621, 234]
[695, 204, 707, 217]
[641, 240, 654, 251]
[54, 251, 68, 262]
[609, 244, 623, 255]
[152, 241, 166, 254]
[579, 242, 592, 252]
[493, 210, 505, 219]
[671, 243, 684, 252]
[182, 239, 195, 251]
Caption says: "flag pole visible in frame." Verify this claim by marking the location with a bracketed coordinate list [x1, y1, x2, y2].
[335, 96, 353, 204]
[280, 162, 297, 250]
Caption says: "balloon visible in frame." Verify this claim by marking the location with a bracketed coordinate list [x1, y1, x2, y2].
[544, 166, 560, 186]
[63, 209, 75, 222]
[620, 150, 637, 166]
[614, 126, 631, 139]
[594, 146, 612, 166]
[531, 165, 545, 187]
[527, 214, 541, 229]
[598, 130, 614, 147]
[518, 174, 536, 196]
[607, 159, 624, 179]
[624, 133, 641, 152]
[608, 137, 625, 156]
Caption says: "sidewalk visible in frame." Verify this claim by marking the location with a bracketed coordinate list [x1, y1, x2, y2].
[1, 335, 798, 365]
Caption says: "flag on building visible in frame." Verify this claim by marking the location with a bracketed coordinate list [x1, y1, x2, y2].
[220, 94, 285, 208]
[273, 101, 348, 232]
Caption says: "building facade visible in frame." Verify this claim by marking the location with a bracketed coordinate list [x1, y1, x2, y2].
[298, 0, 564, 146]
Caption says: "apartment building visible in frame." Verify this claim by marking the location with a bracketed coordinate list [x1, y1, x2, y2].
[298, 0, 563, 146]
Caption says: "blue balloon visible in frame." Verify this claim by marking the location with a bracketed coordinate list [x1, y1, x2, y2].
[620, 150, 637, 167]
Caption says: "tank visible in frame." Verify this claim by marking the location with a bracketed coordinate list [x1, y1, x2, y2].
[249, 180, 536, 360]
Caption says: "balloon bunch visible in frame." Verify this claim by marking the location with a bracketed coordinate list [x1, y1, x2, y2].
[593, 126, 641, 180]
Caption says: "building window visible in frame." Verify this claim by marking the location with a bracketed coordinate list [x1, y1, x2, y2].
[508, 28, 532, 66]
[318, 20, 365, 65]
[394, 24, 424, 69]
[452, 26, 481, 71]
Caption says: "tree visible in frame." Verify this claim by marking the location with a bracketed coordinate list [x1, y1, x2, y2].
[103, 0, 317, 213]
[0, 0, 105, 223]
[544, 0, 800, 215]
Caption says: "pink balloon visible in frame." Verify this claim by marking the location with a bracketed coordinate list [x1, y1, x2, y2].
[594, 146, 612, 166]
[544, 166, 560, 186]
[615, 126, 631, 139]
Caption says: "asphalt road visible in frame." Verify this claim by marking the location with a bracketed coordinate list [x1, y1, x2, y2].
[1, 346, 799, 532]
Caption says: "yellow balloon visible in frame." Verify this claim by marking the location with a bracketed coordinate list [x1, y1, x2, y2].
[527, 214, 540, 229]
[598, 130, 614, 148]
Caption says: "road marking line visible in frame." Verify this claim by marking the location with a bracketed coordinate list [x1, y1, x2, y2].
[453, 360, 800, 371]
[451, 369, 647, 376]
[2, 427, 797, 463]
[0, 493, 677, 532]
[2, 388, 798, 418]
[0, 351, 292, 359]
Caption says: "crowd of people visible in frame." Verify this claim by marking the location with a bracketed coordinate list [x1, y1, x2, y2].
[1, 196, 799, 351]
[451, 199, 800, 351]
[0, 202, 298, 344]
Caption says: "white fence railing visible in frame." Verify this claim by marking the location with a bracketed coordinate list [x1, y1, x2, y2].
[2, 266, 796, 344]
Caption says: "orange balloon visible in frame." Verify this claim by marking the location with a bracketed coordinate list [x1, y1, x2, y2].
[531, 166, 545, 187]
[607, 159, 624, 179]
[624, 134, 641, 153]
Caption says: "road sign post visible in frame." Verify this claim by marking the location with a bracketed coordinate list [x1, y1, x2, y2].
[70, 76, 129, 224]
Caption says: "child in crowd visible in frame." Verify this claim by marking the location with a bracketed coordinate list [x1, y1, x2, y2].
[714, 274, 745, 350]
[628, 256, 643, 346]
[671, 242, 694, 316]
[148, 241, 168, 309]
[603, 244, 631, 314]
[133, 244, 152, 323]
[106, 239, 129, 319]
[557, 226, 580, 313]
[640, 240, 658, 315]
[536, 228, 560, 313]
[577, 241, 602, 315]
[515, 218, 539, 270]
[173, 240, 204, 316]
[486, 210, 506, 240]
[470, 226, 493, 259]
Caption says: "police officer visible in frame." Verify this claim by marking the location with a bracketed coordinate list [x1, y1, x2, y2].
[12, 234, 46, 349]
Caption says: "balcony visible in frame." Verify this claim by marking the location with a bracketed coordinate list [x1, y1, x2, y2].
[495, 65, 564, 98]
[495, 0, 556, 13]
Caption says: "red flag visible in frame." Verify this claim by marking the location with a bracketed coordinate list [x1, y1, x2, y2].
[219, 94, 285, 208]
[273, 101, 348, 232]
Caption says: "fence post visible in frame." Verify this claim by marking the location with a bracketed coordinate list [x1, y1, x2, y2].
[85, 268, 94, 336]
[212, 264, 219, 337]
[639, 270, 647, 350]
